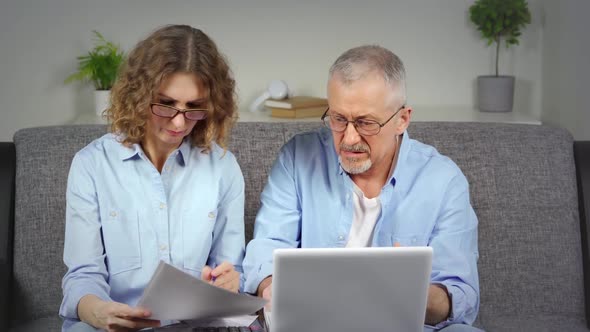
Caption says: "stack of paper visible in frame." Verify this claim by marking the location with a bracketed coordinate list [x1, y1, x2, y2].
[137, 261, 267, 321]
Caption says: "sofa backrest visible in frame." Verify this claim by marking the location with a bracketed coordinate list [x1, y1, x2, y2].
[10, 122, 584, 326]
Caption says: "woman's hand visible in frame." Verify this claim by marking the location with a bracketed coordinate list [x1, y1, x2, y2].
[78, 295, 160, 332]
[201, 261, 240, 293]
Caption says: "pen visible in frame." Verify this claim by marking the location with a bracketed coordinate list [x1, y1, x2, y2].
[210, 262, 217, 283]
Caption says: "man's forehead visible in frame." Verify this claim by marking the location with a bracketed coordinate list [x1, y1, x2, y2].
[328, 85, 399, 117]
[328, 74, 399, 98]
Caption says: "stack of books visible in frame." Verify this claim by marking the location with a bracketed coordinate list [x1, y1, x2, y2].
[265, 96, 328, 119]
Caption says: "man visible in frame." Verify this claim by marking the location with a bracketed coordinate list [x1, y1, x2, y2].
[243, 45, 480, 331]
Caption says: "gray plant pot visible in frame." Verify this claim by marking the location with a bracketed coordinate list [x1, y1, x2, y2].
[477, 75, 515, 112]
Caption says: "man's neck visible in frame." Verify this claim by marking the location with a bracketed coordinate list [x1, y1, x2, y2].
[351, 135, 402, 199]
[351, 163, 392, 199]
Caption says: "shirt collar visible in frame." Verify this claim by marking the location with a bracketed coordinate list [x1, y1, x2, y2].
[115, 135, 192, 166]
[391, 129, 411, 194]
[114, 136, 142, 161]
[176, 139, 191, 166]
[331, 128, 411, 189]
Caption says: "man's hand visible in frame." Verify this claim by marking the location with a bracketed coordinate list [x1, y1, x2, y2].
[257, 276, 273, 310]
[393, 243, 451, 325]
[201, 261, 240, 293]
[78, 295, 160, 332]
[425, 284, 451, 326]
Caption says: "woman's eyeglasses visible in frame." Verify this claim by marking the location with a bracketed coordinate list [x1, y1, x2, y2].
[150, 103, 208, 121]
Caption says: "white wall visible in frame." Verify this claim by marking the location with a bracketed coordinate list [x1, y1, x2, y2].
[0, 0, 546, 141]
[541, 0, 590, 140]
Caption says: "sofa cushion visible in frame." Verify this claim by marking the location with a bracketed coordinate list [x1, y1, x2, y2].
[479, 314, 588, 331]
[9, 316, 61, 332]
[10, 122, 587, 329]
[408, 123, 584, 325]
[12, 125, 107, 324]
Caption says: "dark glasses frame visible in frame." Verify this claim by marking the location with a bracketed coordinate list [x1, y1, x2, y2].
[150, 103, 208, 121]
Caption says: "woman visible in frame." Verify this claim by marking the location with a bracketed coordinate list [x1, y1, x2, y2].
[59, 25, 244, 331]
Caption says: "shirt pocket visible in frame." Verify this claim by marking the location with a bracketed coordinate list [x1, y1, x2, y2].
[182, 209, 217, 275]
[377, 232, 428, 247]
[101, 208, 142, 275]
[392, 234, 429, 247]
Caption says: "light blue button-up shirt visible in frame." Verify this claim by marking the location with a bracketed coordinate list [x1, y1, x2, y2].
[59, 133, 245, 330]
[243, 127, 479, 329]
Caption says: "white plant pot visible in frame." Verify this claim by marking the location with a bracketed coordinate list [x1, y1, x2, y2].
[94, 90, 111, 117]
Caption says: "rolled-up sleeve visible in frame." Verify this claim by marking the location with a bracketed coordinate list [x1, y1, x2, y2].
[428, 172, 480, 329]
[242, 142, 302, 294]
[59, 153, 111, 320]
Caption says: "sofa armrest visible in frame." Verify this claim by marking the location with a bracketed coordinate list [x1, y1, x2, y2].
[0, 142, 15, 329]
[575, 141, 590, 328]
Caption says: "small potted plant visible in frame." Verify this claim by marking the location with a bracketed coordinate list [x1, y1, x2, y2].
[469, 0, 531, 112]
[65, 31, 125, 116]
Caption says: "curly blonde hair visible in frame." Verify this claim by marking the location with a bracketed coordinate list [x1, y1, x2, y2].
[107, 25, 237, 151]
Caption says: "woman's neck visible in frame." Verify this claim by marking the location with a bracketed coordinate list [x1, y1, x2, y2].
[141, 138, 180, 173]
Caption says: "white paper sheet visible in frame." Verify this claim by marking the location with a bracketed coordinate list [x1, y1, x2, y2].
[137, 261, 267, 321]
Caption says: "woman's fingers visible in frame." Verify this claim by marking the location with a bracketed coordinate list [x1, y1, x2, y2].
[105, 316, 140, 330]
[201, 265, 213, 282]
[213, 271, 240, 291]
[210, 261, 233, 278]
[106, 315, 160, 331]
[203, 262, 240, 292]
[104, 303, 159, 330]
[113, 303, 151, 319]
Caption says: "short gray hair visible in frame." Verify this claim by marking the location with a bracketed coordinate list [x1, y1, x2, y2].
[329, 45, 407, 105]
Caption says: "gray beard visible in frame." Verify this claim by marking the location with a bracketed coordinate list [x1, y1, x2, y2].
[339, 156, 372, 174]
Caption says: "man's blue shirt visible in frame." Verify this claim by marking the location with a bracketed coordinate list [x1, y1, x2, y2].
[243, 127, 479, 328]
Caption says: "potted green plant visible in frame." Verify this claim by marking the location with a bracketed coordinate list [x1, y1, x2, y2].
[469, 0, 531, 112]
[65, 31, 125, 116]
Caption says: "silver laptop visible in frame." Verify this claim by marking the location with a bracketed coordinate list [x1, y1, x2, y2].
[268, 247, 432, 332]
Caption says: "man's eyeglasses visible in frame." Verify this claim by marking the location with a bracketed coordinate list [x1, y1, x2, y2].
[150, 103, 208, 121]
[321, 105, 405, 136]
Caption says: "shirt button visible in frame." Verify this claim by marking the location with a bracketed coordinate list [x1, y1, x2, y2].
[208, 212, 215, 218]
[338, 235, 345, 241]
[109, 211, 117, 217]
[164, 166, 171, 172]
[159, 244, 168, 251]
[159, 202, 166, 209]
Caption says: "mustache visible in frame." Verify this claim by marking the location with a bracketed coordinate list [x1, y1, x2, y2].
[340, 143, 370, 153]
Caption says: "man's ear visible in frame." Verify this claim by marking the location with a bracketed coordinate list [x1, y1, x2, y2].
[395, 106, 412, 134]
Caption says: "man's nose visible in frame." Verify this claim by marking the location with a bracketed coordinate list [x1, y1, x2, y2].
[342, 122, 361, 145]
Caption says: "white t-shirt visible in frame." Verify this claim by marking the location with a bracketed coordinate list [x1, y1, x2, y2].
[345, 187, 381, 247]
[345, 135, 402, 247]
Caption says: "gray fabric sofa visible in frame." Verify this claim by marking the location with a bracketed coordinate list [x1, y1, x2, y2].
[1, 122, 589, 331]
